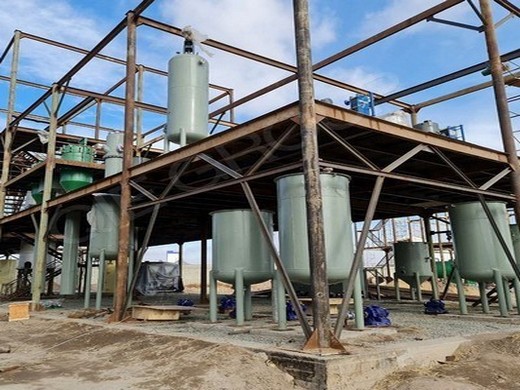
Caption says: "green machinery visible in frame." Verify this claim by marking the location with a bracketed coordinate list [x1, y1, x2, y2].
[59, 139, 95, 192]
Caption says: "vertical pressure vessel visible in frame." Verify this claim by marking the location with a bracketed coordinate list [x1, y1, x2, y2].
[87, 194, 120, 259]
[166, 53, 209, 145]
[211, 209, 273, 285]
[393, 242, 433, 286]
[276, 173, 354, 284]
[104, 132, 124, 177]
[449, 202, 515, 281]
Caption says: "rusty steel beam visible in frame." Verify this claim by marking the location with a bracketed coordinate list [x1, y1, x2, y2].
[210, 0, 463, 117]
[20, 31, 230, 93]
[377, 48, 520, 105]
[5, 0, 154, 131]
[137, 16, 411, 110]
[494, 0, 520, 17]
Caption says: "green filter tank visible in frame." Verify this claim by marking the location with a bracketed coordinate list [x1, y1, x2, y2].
[276, 173, 354, 284]
[449, 202, 515, 281]
[211, 209, 273, 285]
[60, 140, 95, 192]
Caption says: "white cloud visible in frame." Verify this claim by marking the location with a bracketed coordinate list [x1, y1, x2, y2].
[158, 0, 339, 120]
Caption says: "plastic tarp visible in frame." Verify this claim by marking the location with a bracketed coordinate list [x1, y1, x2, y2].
[135, 261, 183, 296]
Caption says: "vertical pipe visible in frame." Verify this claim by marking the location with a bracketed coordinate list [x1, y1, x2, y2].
[0, 30, 21, 219]
[136, 64, 144, 157]
[513, 278, 520, 315]
[94, 99, 101, 140]
[494, 269, 509, 317]
[31, 85, 60, 309]
[414, 272, 423, 302]
[479, 282, 490, 314]
[235, 268, 244, 326]
[275, 270, 287, 330]
[245, 285, 252, 321]
[178, 242, 184, 280]
[113, 12, 136, 322]
[293, 0, 330, 347]
[209, 270, 217, 322]
[353, 271, 364, 330]
[423, 215, 439, 299]
[375, 269, 381, 300]
[84, 255, 92, 308]
[394, 273, 401, 301]
[60, 211, 81, 295]
[200, 220, 208, 304]
[503, 279, 513, 311]
[96, 249, 106, 310]
[454, 268, 468, 314]
[479, 0, 520, 225]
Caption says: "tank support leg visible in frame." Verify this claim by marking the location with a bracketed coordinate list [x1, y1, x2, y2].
[410, 285, 416, 301]
[493, 269, 509, 317]
[235, 268, 245, 326]
[363, 269, 369, 299]
[513, 278, 520, 315]
[84, 255, 93, 309]
[209, 270, 218, 323]
[503, 279, 513, 312]
[414, 272, 423, 302]
[353, 271, 365, 330]
[394, 273, 400, 301]
[454, 268, 468, 315]
[275, 270, 287, 330]
[245, 285, 252, 321]
[479, 282, 490, 314]
[96, 249, 106, 310]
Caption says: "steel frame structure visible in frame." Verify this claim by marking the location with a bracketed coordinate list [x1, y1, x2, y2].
[0, 0, 518, 350]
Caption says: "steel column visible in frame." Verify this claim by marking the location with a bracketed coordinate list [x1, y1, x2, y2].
[423, 215, 439, 299]
[294, 0, 331, 350]
[479, 0, 520, 226]
[113, 12, 137, 322]
[31, 84, 60, 309]
[200, 219, 208, 304]
[0, 30, 21, 219]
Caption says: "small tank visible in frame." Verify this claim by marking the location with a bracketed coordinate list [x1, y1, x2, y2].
[449, 202, 515, 281]
[104, 132, 124, 177]
[276, 173, 354, 284]
[31, 178, 62, 204]
[87, 194, 120, 259]
[60, 139, 95, 192]
[393, 242, 433, 286]
[414, 120, 440, 134]
[166, 39, 209, 145]
[211, 209, 273, 285]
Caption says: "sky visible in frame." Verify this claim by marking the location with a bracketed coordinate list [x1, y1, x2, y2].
[0, 0, 518, 263]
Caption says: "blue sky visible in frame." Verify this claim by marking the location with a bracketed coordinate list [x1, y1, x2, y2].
[0, 0, 518, 262]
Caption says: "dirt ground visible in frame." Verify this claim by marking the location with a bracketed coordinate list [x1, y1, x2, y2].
[2, 307, 520, 389]
[0, 316, 301, 390]
[377, 332, 520, 390]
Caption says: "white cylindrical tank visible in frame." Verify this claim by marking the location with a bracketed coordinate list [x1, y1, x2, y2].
[276, 173, 355, 284]
[166, 52, 209, 145]
[104, 132, 124, 177]
[211, 209, 273, 285]
[18, 241, 34, 269]
[88, 194, 120, 259]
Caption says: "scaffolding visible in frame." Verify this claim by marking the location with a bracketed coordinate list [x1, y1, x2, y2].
[0, 0, 519, 350]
